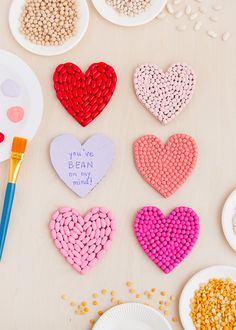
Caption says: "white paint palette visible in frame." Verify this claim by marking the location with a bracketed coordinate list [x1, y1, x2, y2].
[222, 188, 236, 252]
[0, 49, 43, 162]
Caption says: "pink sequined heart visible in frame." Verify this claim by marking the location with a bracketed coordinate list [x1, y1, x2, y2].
[134, 63, 196, 124]
[134, 134, 198, 198]
[134, 206, 200, 274]
[49, 207, 116, 275]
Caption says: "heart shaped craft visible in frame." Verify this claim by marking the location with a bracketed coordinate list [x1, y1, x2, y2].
[134, 206, 199, 274]
[50, 207, 116, 275]
[53, 62, 117, 127]
[134, 63, 196, 125]
[134, 134, 198, 198]
[50, 134, 115, 198]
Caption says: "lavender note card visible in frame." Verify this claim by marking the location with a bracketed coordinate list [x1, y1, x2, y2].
[50, 134, 115, 198]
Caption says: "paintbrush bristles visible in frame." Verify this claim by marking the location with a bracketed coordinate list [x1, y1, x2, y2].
[11, 137, 27, 153]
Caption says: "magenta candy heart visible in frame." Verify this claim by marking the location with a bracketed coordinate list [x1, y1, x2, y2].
[134, 206, 199, 274]
[134, 63, 196, 125]
[49, 206, 116, 275]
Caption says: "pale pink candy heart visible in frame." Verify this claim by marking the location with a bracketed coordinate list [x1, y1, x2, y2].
[49, 207, 116, 275]
[134, 206, 200, 274]
[134, 63, 196, 125]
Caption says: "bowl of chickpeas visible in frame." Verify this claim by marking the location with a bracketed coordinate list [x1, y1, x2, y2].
[9, 0, 89, 56]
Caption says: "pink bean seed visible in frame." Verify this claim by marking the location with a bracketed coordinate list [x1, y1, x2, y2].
[55, 239, 62, 249]
[87, 253, 95, 261]
[51, 230, 56, 239]
[52, 211, 59, 220]
[97, 250, 105, 259]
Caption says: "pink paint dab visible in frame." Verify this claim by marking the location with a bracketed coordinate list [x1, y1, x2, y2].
[7, 106, 24, 123]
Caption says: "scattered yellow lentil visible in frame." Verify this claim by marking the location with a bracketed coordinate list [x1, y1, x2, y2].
[81, 301, 87, 307]
[101, 289, 107, 295]
[111, 298, 117, 303]
[136, 294, 141, 298]
[165, 301, 171, 306]
[129, 288, 136, 294]
[147, 293, 153, 300]
[98, 310, 103, 316]
[159, 300, 164, 305]
[92, 293, 99, 299]
[92, 300, 98, 306]
[160, 291, 167, 296]
[144, 290, 149, 295]
[84, 307, 89, 313]
[61, 294, 69, 300]
[172, 316, 178, 323]
[170, 295, 176, 301]
[159, 306, 164, 311]
[127, 281, 133, 287]
[151, 288, 156, 293]
[111, 290, 116, 296]
[90, 319, 95, 325]
[190, 278, 236, 329]
[117, 300, 124, 304]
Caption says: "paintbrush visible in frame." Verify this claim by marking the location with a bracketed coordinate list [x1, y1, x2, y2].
[0, 137, 27, 260]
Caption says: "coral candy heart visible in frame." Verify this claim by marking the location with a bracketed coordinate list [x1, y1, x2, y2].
[49, 207, 116, 275]
[134, 63, 196, 124]
[134, 206, 200, 274]
[134, 134, 198, 198]
[53, 62, 117, 127]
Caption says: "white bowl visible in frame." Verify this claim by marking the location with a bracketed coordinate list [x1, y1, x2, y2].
[93, 303, 172, 330]
[92, 0, 167, 27]
[222, 188, 236, 252]
[9, 0, 89, 56]
[179, 265, 236, 330]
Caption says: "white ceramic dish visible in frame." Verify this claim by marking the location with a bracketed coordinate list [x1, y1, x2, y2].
[93, 302, 172, 330]
[222, 188, 236, 252]
[9, 0, 89, 56]
[179, 265, 236, 330]
[92, 0, 166, 27]
[0, 49, 43, 162]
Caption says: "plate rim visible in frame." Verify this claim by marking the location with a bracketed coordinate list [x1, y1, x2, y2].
[222, 188, 236, 252]
[93, 302, 172, 330]
[92, 0, 167, 27]
[179, 265, 236, 330]
[8, 0, 89, 56]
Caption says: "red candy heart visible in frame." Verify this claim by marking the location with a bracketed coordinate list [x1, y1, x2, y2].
[53, 62, 117, 127]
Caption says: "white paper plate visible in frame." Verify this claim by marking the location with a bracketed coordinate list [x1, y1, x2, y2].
[9, 0, 89, 56]
[92, 0, 166, 27]
[93, 303, 172, 330]
[222, 188, 236, 252]
[179, 265, 236, 330]
[0, 49, 43, 162]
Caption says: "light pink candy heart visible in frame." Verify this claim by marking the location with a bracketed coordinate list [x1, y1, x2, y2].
[49, 207, 116, 275]
[134, 206, 200, 274]
[134, 63, 196, 125]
